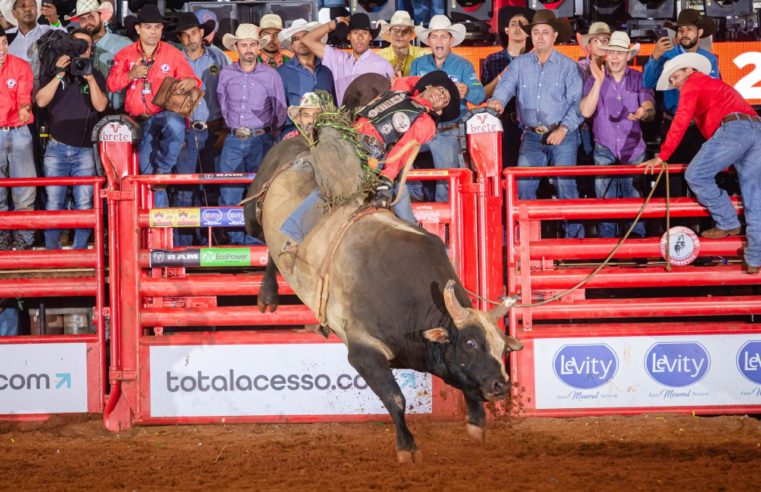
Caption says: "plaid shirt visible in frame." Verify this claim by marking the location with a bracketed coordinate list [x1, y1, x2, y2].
[480, 49, 514, 85]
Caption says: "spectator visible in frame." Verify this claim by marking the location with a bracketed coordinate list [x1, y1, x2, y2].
[641, 53, 761, 274]
[377, 10, 428, 77]
[577, 22, 611, 83]
[1, 0, 63, 62]
[174, 12, 230, 246]
[411, 15, 485, 202]
[106, 4, 200, 208]
[218, 24, 286, 245]
[488, 10, 584, 238]
[277, 18, 335, 134]
[302, 13, 393, 105]
[257, 13, 288, 68]
[580, 31, 654, 238]
[282, 91, 323, 140]
[481, 6, 534, 168]
[36, 28, 107, 250]
[70, 0, 130, 111]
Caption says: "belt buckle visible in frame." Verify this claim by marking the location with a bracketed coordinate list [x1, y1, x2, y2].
[234, 128, 253, 139]
[0, 127, 11, 132]
[191, 121, 207, 131]
[534, 125, 549, 135]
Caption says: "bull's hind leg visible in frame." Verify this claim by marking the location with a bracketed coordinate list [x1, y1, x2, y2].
[463, 391, 487, 442]
[257, 254, 280, 313]
[347, 343, 422, 464]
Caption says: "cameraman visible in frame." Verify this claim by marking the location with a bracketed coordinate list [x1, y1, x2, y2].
[35, 27, 106, 250]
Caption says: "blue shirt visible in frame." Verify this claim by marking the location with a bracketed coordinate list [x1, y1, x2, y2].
[491, 49, 584, 132]
[277, 57, 336, 109]
[643, 46, 720, 116]
[184, 45, 230, 122]
[410, 52, 485, 123]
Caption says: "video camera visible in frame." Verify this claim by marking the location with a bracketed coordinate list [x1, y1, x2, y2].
[37, 30, 94, 80]
[59, 36, 93, 76]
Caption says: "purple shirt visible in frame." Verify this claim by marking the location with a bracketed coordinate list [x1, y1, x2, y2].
[217, 62, 287, 130]
[322, 45, 394, 105]
[583, 67, 654, 162]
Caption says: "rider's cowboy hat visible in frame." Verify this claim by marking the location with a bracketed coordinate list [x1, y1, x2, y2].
[520, 9, 573, 44]
[656, 52, 712, 91]
[415, 15, 466, 47]
[277, 18, 325, 50]
[414, 70, 461, 122]
[664, 8, 715, 38]
[222, 23, 267, 51]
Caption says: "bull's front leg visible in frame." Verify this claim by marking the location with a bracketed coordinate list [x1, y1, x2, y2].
[347, 342, 421, 463]
[257, 254, 280, 313]
[463, 390, 487, 443]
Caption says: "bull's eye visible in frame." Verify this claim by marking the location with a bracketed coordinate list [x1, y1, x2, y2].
[465, 339, 477, 350]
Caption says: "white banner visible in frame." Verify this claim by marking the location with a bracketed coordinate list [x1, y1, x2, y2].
[149, 344, 433, 417]
[0, 343, 88, 414]
[533, 335, 761, 409]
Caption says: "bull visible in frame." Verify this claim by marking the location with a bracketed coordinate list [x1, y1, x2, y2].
[243, 126, 521, 463]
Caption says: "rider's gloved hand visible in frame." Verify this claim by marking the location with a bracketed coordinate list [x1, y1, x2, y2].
[373, 175, 394, 208]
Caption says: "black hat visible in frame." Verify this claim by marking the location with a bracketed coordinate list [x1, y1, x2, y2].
[664, 8, 715, 38]
[136, 4, 164, 24]
[334, 13, 381, 40]
[498, 6, 534, 46]
[174, 12, 215, 38]
[414, 70, 461, 122]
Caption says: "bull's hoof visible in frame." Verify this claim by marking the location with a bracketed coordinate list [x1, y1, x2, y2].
[257, 295, 279, 313]
[396, 449, 423, 464]
[466, 423, 485, 443]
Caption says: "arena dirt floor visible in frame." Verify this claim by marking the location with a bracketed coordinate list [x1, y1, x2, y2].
[1, 413, 760, 491]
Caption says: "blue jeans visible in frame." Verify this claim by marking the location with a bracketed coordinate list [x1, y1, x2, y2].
[404, 0, 445, 24]
[219, 133, 274, 244]
[0, 126, 36, 248]
[593, 145, 647, 238]
[684, 120, 761, 267]
[517, 129, 584, 238]
[43, 139, 96, 249]
[0, 306, 18, 336]
[172, 128, 209, 246]
[139, 112, 187, 208]
[416, 127, 463, 203]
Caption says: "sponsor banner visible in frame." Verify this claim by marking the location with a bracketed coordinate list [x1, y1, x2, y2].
[0, 344, 88, 414]
[199, 248, 251, 267]
[149, 208, 201, 228]
[534, 334, 761, 409]
[199, 207, 245, 227]
[198, 173, 256, 180]
[466, 112, 503, 134]
[149, 344, 433, 417]
[150, 249, 201, 267]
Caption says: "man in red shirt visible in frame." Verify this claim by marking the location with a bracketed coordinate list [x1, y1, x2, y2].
[641, 53, 761, 274]
[107, 4, 200, 208]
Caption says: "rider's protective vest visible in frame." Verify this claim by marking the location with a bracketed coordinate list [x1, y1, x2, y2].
[357, 91, 427, 148]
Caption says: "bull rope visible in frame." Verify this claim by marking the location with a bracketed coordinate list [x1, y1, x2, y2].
[465, 162, 672, 308]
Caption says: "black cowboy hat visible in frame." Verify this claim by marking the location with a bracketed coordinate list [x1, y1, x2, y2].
[174, 11, 215, 38]
[334, 13, 381, 41]
[136, 4, 164, 24]
[520, 9, 573, 44]
[498, 6, 535, 46]
[664, 8, 715, 38]
[414, 70, 461, 122]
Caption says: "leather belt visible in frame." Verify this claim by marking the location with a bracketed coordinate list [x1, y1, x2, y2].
[527, 123, 560, 135]
[437, 122, 460, 132]
[232, 126, 272, 139]
[0, 126, 16, 132]
[133, 114, 151, 123]
[721, 112, 761, 125]
[191, 121, 208, 131]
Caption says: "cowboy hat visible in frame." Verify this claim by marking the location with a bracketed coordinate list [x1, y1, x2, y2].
[135, 4, 164, 24]
[520, 9, 573, 44]
[415, 15, 466, 47]
[334, 12, 381, 40]
[656, 52, 712, 91]
[278, 18, 325, 50]
[600, 31, 637, 53]
[65, 0, 113, 23]
[1, 0, 41, 27]
[222, 23, 266, 50]
[287, 91, 322, 122]
[664, 8, 715, 38]
[497, 6, 534, 46]
[414, 70, 461, 122]
[378, 10, 415, 42]
[259, 13, 283, 31]
[173, 11, 215, 38]
[579, 22, 611, 49]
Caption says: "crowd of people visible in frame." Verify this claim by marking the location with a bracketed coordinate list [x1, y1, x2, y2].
[0, 1, 759, 336]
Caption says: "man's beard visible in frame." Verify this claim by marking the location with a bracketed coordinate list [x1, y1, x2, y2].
[87, 21, 103, 37]
[680, 36, 698, 50]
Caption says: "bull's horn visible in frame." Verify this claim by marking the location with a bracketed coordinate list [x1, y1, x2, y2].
[443, 280, 470, 328]
[489, 294, 519, 322]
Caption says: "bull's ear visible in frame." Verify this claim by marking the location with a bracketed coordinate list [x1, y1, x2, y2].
[423, 327, 450, 344]
[505, 335, 523, 351]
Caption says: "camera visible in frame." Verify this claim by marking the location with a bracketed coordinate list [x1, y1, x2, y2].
[70, 57, 93, 77]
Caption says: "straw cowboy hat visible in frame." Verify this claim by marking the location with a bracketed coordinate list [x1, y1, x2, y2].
[278, 18, 325, 50]
[415, 15, 466, 47]
[222, 23, 266, 51]
[520, 9, 573, 44]
[65, 0, 113, 22]
[259, 13, 283, 31]
[1, 0, 41, 27]
[656, 52, 712, 91]
[287, 91, 322, 122]
[578, 22, 611, 49]
[378, 10, 416, 42]
[664, 8, 715, 38]
[600, 31, 640, 55]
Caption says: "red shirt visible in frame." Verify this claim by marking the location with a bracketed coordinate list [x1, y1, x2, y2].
[354, 76, 436, 180]
[107, 41, 201, 117]
[0, 54, 34, 127]
[659, 72, 757, 161]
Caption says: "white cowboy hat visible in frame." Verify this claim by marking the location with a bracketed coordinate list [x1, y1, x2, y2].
[287, 91, 322, 122]
[656, 52, 712, 91]
[222, 23, 266, 51]
[1, 0, 41, 27]
[259, 13, 283, 31]
[415, 15, 466, 47]
[601, 31, 638, 53]
[378, 10, 415, 42]
[579, 22, 611, 49]
[277, 18, 325, 50]
[65, 0, 113, 23]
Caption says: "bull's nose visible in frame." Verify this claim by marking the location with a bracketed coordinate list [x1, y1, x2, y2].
[491, 379, 508, 396]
